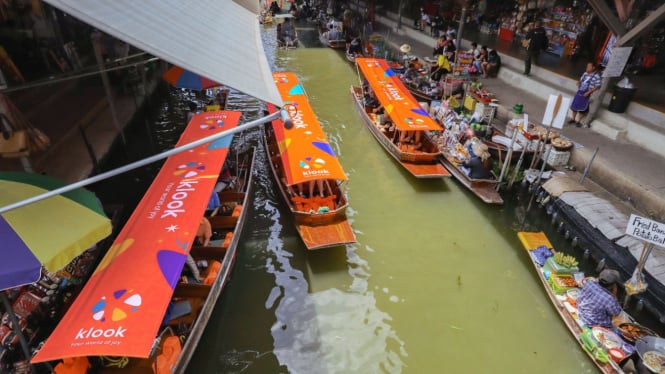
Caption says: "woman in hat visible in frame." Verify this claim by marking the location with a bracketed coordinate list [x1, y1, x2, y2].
[462, 142, 492, 179]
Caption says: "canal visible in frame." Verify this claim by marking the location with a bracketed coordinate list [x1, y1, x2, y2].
[176, 24, 598, 373]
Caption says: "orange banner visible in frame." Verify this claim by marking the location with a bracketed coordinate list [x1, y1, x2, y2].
[270, 72, 347, 186]
[32, 111, 239, 362]
[356, 58, 442, 131]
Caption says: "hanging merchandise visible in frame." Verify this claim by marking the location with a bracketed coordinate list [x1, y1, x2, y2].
[0, 113, 28, 157]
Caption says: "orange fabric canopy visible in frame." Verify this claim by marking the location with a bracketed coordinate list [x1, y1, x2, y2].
[356, 58, 442, 131]
[32, 111, 240, 362]
[269, 72, 347, 186]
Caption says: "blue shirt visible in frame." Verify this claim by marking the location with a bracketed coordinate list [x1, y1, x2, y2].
[576, 279, 622, 328]
[207, 191, 221, 212]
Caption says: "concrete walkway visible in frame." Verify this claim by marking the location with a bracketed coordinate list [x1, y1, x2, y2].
[363, 11, 665, 222]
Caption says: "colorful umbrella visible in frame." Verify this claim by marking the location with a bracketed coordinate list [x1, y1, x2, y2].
[162, 66, 221, 90]
[0, 172, 112, 291]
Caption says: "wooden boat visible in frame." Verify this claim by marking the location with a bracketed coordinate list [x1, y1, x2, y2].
[404, 82, 438, 103]
[265, 72, 356, 250]
[170, 146, 255, 372]
[351, 58, 450, 178]
[517, 232, 624, 374]
[31, 111, 256, 373]
[430, 134, 503, 204]
[319, 20, 345, 49]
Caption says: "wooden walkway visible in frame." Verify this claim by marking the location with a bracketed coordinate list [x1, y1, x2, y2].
[543, 176, 665, 282]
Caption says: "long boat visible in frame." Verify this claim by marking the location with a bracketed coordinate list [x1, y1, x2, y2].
[32, 111, 254, 373]
[319, 20, 346, 49]
[430, 133, 503, 204]
[351, 57, 450, 178]
[265, 72, 356, 250]
[517, 231, 624, 374]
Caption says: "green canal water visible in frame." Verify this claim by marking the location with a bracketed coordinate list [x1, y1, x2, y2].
[184, 26, 596, 373]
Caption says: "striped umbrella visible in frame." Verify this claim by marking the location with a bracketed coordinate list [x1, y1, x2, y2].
[0, 172, 112, 291]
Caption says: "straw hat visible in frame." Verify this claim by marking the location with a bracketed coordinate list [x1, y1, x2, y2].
[400, 44, 412, 53]
[472, 142, 490, 161]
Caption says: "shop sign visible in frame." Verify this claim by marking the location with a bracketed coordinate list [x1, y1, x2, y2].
[603, 46, 633, 78]
[626, 214, 665, 247]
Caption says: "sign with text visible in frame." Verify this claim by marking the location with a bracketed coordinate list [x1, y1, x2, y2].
[603, 46, 633, 78]
[626, 214, 665, 247]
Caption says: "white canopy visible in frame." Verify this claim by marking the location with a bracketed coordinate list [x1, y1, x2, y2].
[44, 0, 283, 106]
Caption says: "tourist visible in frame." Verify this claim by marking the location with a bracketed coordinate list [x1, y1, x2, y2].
[576, 269, 623, 329]
[186, 101, 198, 123]
[419, 8, 430, 32]
[348, 36, 362, 55]
[523, 20, 548, 76]
[568, 62, 602, 128]
[433, 36, 446, 56]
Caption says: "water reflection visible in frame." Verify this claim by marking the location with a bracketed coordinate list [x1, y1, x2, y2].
[182, 21, 594, 374]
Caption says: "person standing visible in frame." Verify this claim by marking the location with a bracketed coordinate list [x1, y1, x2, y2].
[523, 20, 548, 76]
[568, 62, 602, 127]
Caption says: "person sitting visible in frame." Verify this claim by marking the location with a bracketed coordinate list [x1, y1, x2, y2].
[482, 50, 501, 77]
[433, 36, 446, 56]
[430, 52, 451, 81]
[401, 63, 419, 83]
[577, 269, 623, 329]
[269, 1, 280, 15]
[461, 142, 492, 179]
[282, 19, 298, 46]
[196, 217, 212, 247]
[276, 23, 285, 47]
[348, 36, 362, 55]
[379, 118, 395, 133]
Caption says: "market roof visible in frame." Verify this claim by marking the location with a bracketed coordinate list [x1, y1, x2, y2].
[43, 0, 283, 106]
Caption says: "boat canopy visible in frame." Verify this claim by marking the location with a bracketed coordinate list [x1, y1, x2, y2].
[356, 58, 442, 132]
[43, 0, 283, 106]
[31, 111, 240, 362]
[269, 72, 348, 186]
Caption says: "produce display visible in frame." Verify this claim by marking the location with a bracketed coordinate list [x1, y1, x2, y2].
[553, 252, 578, 268]
[618, 323, 659, 344]
[643, 351, 665, 373]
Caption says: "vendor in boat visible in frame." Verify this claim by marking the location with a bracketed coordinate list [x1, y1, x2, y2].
[401, 63, 419, 84]
[347, 36, 362, 55]
[576, 269, 624, 329]
[461, 142, 492, 179]
[430, 51, 451, 81]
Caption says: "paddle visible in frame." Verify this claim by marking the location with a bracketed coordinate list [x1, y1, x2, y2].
[532, 94, 563, 189]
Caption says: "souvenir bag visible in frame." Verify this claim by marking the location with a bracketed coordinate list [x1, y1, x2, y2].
[0, 112, 28, 156]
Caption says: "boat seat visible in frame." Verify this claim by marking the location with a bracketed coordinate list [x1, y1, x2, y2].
[208, 215, 238, 229]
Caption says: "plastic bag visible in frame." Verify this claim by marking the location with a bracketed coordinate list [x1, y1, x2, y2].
[617, 77, 634, 89]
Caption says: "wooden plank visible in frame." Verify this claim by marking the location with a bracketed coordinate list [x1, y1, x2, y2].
[297, 220, 356, 250]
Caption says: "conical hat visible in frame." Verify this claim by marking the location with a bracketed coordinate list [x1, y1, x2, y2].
[400, 44, 411, 53]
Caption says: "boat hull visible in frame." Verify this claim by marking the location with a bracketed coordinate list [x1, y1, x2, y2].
[436, 151, 503, 204]
[350, 85, 450, 178]
[172, 147, 256, 373]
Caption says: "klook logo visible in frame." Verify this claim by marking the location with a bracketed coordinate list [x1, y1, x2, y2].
[91, 289, 142, 323]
